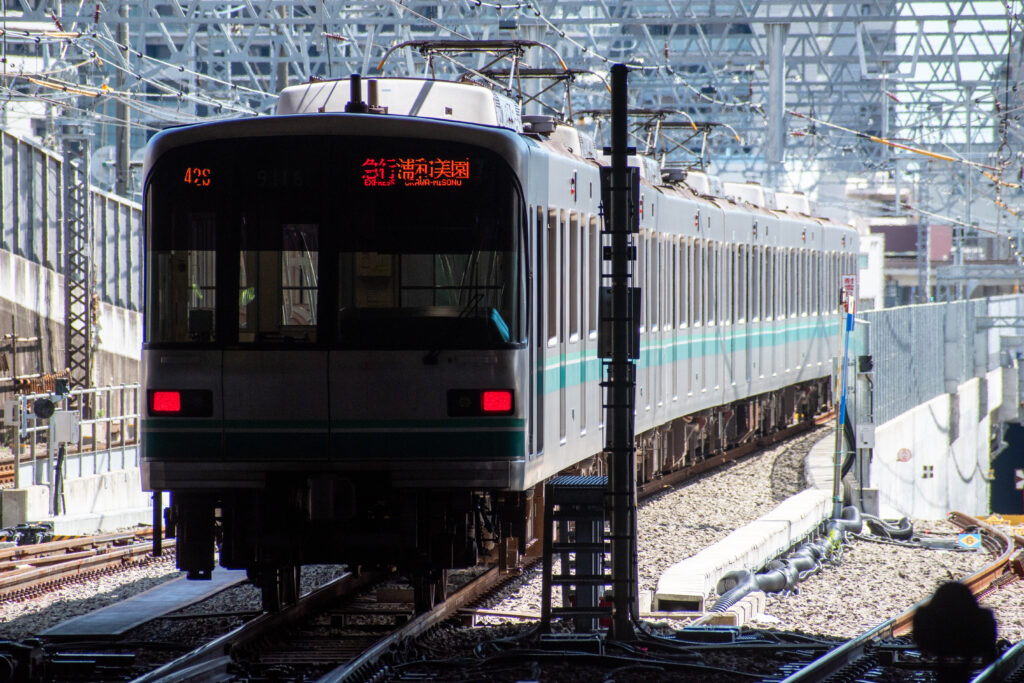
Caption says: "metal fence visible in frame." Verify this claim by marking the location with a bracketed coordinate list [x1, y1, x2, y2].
[0, 129, 142, 311]
[5, 384, 140, 492]
[860, 295, 1024, 425]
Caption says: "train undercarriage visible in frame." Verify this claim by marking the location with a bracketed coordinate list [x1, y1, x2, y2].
[167, 377, 832, 612]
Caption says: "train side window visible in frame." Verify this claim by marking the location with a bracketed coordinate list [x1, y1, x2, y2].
[814, 252, 821, 315]
[805, 250, 812, 315]
[742, 245, 749, 324]
[588, 215, 598, 338]
[547, 208, 559, 346]
[751, 246, 759, 322]
[694, 239, 704, 326]
[651, 235, 660, 332]
[670, 238, 678, 332]
[569, 211, 580, 342]
[638, 232, 647, 334]
[680, 238, 689, 328]
[708, 242, 717, 326]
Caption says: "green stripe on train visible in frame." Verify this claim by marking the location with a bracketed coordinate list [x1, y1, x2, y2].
[540, 318, 838, 391]
[143, 428, 525, 460]
[144, 417, 526, 430]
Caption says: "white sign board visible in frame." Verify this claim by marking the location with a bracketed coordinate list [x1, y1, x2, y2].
[842, 274, 857, 298]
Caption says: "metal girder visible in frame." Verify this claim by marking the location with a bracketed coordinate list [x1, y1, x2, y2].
[0, 1, 1017, 228]
[61, 130, 93, 392]
[978, 316, 1024, 329]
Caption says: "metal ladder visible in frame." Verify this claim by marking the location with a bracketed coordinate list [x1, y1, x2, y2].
[540, 475, 611, 632]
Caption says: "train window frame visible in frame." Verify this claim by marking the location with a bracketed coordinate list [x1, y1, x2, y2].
[546, 208, 559, 348]
[568, 211, 580, 344]
[588, 215, 599, 340]
[638, 231, 647, 335]
[694, 238, 704, 328]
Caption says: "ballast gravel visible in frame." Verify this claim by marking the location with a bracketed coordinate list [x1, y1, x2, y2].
[2, 424, 1022, 667]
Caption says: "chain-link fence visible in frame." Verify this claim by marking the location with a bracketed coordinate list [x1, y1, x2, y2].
[860, 295, 1024, 425]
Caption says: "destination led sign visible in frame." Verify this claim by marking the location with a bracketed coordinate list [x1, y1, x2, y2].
[183, 167, 212, 187]
[362, 157, 470, 188]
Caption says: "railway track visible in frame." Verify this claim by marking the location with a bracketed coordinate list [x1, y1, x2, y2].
[127, 563, 517, 682]
[778, 511, 1024, 682]
[30, 423, 1024, 682]
[0, 530, 174, 601]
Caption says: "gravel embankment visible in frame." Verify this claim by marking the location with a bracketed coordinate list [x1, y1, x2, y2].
[477, 426, 1012, 643]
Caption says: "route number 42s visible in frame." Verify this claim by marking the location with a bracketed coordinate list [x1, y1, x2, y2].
[184, 167, 212, 187]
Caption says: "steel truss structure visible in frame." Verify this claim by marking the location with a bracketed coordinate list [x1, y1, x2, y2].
[0, 1, 1020, 234]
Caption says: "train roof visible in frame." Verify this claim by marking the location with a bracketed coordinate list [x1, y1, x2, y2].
[277, 77, 522, 132]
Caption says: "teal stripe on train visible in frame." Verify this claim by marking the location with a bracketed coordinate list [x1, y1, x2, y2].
[542, 317, 839, 391]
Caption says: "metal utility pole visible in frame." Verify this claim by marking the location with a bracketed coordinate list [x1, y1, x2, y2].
[62, 130, 93, 394]
[765, 23, 789, 187]
[603, 63, 639, 641]
[115, 1, 130, 196]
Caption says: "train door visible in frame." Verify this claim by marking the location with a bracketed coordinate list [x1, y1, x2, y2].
[227, 221, 328, 456]
[530, 206, 544, 457]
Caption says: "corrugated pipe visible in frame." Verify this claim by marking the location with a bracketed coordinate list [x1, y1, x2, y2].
[707, 506, 863, 613]
[861, 513, 914, 540]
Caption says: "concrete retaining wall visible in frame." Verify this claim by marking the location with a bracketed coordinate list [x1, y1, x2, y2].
[871, 367, 1003, 518]
[1, 249, 142, 384]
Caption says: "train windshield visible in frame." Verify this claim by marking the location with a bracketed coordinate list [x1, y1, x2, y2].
[145, 134, 524, 349]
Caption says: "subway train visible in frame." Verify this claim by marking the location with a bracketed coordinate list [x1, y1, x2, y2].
[141, 75, 859, 610]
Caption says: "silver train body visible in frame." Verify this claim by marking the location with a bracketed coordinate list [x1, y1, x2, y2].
[141, 77, 858, 599]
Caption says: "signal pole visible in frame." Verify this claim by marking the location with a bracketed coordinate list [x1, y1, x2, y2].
[604, 63, 640, 641]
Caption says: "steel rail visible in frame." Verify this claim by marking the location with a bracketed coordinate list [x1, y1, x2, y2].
[317, 565, 502, 683]
[0, 539, 176, 598]
[781, 511, 1017, 682]
[130, 569, 382, 683]
[971, 639, 1024, 682]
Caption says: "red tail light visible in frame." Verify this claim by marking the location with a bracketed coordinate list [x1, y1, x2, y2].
[481, 390, 513, 413]
[151, 391, 181, 414]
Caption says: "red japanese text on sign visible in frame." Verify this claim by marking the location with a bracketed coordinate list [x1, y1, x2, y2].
[362, 157, 470, 187]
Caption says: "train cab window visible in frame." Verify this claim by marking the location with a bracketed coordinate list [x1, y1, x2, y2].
[148, 211, 217, 343]
[335, 142, 523, 350]
[238, 221, 319, 343]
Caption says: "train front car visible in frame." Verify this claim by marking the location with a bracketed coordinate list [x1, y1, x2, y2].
[142, 113, 529, 609]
